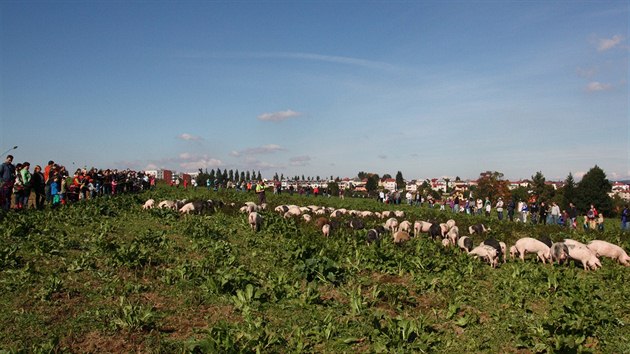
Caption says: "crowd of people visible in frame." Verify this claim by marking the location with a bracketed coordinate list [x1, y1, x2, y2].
[378, 189, 628, 232]
[0, 155, 155, 211]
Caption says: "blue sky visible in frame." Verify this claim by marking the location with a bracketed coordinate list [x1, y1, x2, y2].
[1, 1, 628, 181]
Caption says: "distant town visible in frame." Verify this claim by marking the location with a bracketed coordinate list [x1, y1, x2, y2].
[145, 169, 630, 202]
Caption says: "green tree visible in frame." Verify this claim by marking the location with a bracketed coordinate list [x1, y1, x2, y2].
[229, 169, 234, 182]
[196, 168, 210, 187]
[531, 171, 554, 202]
[245, 171, 251, 181]
[366, 175, 378, 194]
[576, 165, 613, 215]
[561, 173, 577, 210]
[474, 171, 510, 202]
[273, 172, 279, 181]
[256, 171, 262, 181]
[327, 181, 339, 197]
[395, 171, 405, 190]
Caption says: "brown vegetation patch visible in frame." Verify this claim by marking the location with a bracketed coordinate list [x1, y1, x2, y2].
[161, 304, 238, 340]
[63, 330, 147, 353]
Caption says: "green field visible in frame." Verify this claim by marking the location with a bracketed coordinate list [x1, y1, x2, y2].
[1, 186, 629, 353]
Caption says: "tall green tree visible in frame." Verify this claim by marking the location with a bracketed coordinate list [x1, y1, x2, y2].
[366, 175, 378, 194]
[576, 165, 613, 215]
[531, 171, 555, 202]
[245, 171, 251, 181]
[562, 173, 577, 210]
[395, 171, 405, 190]
[229, 169, 234, 182]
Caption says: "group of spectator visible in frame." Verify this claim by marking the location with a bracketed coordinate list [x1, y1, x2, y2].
[0, 154, 155, 211]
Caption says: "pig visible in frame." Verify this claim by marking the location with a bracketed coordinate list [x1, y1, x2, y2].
[563, 239, 588, 248]
[394, 210, 405, 218]
[413, 221, 432, 236]
[538, 235, 553, 248]
[381, 211, 393, 218]
[393, 230, 411, 244]
[330, 210, 344, 218]
[468, 245, 499, 268]
[315, 217, 329, 229]
[439, 223, 450, 237]
[509, 245, 518, 260]
[143, 199, 155, 209]
[587, 240, 630, 266]
[458, 236, 473, 252]
[348, 219, 365, 230]
[385, 218, 399, 234]
[179, 202, 196, 214]
[442, 238, 452, 247]
[314, 209, 327, 215]
[446, 219, 456, 230]
[550, 242, 570, 264]
[514, 237, 552, 264]
[566, 243, 601, 270]
[302, 214, 312, 223]
[398, 220, 412, 233]
[248, 211, 262, 232]
[469, 224, 490, 235]
[322, 224, 331, 237]
[360, 211, 374, 218]
[275, 205, 289, 214]
[158, 200, 176, 210]
[428, 223, 442, 240]
[175, 199, 188, 210]
[446, 226, 459, 245]
[366, 227, 384, 244]
[482, 238, 503, 264]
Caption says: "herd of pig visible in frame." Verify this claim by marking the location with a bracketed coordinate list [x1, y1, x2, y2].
[143, 199, 630, 271]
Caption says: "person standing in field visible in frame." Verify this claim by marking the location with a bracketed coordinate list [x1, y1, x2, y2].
[484, 197, 491, 217]
[495, 197, 504, 220]
[31, 165, 46, 210]
[621, 205, 629, 232]
[256, 180, 266, 204]
[0, 155, 16, 211]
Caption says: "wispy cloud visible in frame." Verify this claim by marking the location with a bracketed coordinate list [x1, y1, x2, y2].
[289, 155, 311, 166]
[596, 34, 623, 52]
[254, 52, 398, 71]
[242, 157, 283, 170]
[177, 133, 203, 141]
[180, 158, 223, 170]
[186, 51, 398, 71]
[576, 66, 597, 79]
[378, 155, 387, 160]
[586, 81, 612, 92]
[231, 144, 285, 156]
[257, 110, 302, 122]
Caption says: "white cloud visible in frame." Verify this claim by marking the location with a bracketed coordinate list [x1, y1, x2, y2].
[586, 81, 612, 92]
[179, 158, 223, 171]
[596, 35, 623, 52]
[257, 110, 302, 122]
[289, 155, 311, 166]
[177, 133, 203, 141]
[233, 144, 285, 156]
[378, 155, 387, 159]
[179, 152, 192, 159]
